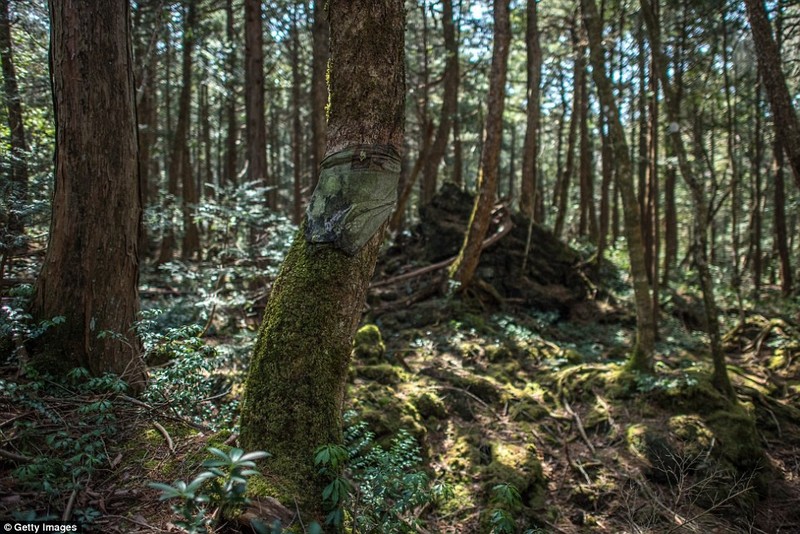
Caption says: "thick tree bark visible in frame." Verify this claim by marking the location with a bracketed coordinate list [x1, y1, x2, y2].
[310, 0, 329, 189]
[581, 0, 656, 371]
[774, 138, 792, 295]
[577, 54, 596, 241]
[239, 0, 405, 514]
[421, 0, 459, 206]
[0, 0, 28, 236]
[640, 0, 734, 398]
[449, 0, 510, 291]
[244, 0, 270, 208]
[744, 0, 800, 190]
[519, 0, 541, 222]
[30, 0, 146, 392]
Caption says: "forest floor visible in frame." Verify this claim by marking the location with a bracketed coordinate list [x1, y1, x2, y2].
[2, 204, 800, 532]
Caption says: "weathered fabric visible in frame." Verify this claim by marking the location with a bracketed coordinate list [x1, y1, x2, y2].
[305, 144, 401, 255]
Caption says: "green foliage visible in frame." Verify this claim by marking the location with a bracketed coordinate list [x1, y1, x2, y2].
[315, 411, 447, 533]
[2, 368, 128, 527]
[149, 446, 269, 534]
[137, 314, 238, 430]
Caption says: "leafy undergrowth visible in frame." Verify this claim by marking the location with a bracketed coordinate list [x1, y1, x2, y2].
[2, 267, 800, 532]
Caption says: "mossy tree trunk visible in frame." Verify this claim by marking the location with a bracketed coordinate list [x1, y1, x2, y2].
[449, 0, 510, 291]
[30, 0, 147, 392]
[239, 0, 405, 516]
[639, 0, 734, 398]
[581, 0, 656, 371]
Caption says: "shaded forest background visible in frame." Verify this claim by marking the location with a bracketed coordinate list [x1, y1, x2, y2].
[1, 0, 800, 532]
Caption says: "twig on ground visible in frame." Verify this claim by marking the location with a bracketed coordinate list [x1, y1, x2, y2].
[152, 421, 175, 453]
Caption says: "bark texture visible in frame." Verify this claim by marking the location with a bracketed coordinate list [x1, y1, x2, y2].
[449, 0, 510, 291]
[0, 0, 28, 236]
[581, 0, 656, 371]
[239, 0, 405, 514]
[31, 0, 146, 391]
[744, 0, 800, 190]
[519, 0, 541, 222]
[244, 0, 270, 207]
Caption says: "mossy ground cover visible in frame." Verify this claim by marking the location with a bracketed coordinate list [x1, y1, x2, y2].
[2, 282, 800, 532]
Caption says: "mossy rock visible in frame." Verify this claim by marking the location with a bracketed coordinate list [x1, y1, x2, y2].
[420, 366, 503, 404]
[645, 371, 732, 414]
[667, 414, 715, 458]
[352, 324, 385, 364]
[354, 363, 403, 385]
[705, 405, 763, 473]
[481, 442, 546, 510]
[485, 340, 525, 362]
[412, 391, 448, 420]
[509, 398, 550, 422]
[625, 423, 680, 482]
[350, 383, 426, 446]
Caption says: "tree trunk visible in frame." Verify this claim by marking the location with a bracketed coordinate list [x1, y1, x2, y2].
[744, 0, 800, 190]
[239, 0, 405, 515]
[244, 0, 270, 207]
[177, 2, 199, 260]
[157, 22, 175, 265]
[554, 22, 581, 238]
[30, 0, 146, 392]
[640, 0, 734, 398]
[774, 138, 792, 295]
[0, 0, 28, 237]
[291, 5, 303, 224]
[581, 0, 656, 371]
[224, 0, 237, 189]
[310, 0, 329, 189]
[421, 0, 458, 207]
[578, 52, 596, 241]
[449, 0, 510, 291]
[519, 0, 541, 222]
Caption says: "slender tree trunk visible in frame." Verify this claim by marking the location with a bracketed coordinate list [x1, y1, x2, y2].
[291, 6, 303, 224]
[245, 0, 270, 208]
[224, 0, 237, 189]
[750, 84, 764, 298]
[578, 53, 596, 240]
[774, 139, 792, 295]
[554, 22, 581, 238]
[0, 0, 28, 237]
[520, 0, 541, 222]
[744, 0, 800, 190]
[310, 0, 329, 189]
[449, 0, 510, 291]
[240, 0, 405, 515]
[640, 0, 734, 398]
[421, 0, 458, 205]
[582, 0, 656, 371]
[30, 0, 146, 392]
[177, 3, 199, 260]
[157, 22, 176, 264]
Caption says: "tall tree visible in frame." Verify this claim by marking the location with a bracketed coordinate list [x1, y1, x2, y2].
[421, 0, 459, 206]
[640, 0, 734, 397]
[224, 0, 238, 188]
[581, 0, 656, 371]
[310, 0, 329, 188]
[290, 4, 303, 223]
[244, 0, 269, 207]
[553, 20, 581, 238]
[0, 0, 28, 237]
[744, 0, 800, 190]
[239, 0, 405, 513]
[29, 0, 147, 391]
[178, 2, 200, 259]
[519, 0, 541, 222]
[449, 0, 511, 291]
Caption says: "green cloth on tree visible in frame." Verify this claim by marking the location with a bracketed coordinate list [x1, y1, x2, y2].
[305, 144, 401, 255]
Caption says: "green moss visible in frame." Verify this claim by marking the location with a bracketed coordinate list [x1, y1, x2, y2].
[767, 349, 789, 370]
[705, 405, 763, 472]
[354, 363, 403, 385]
[353, 324, 386, 364]
[412, 391, 448, 420]
[482, 442, 546, 510]
[667, 415, 714, 457]
[509, 398, 549, 422]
